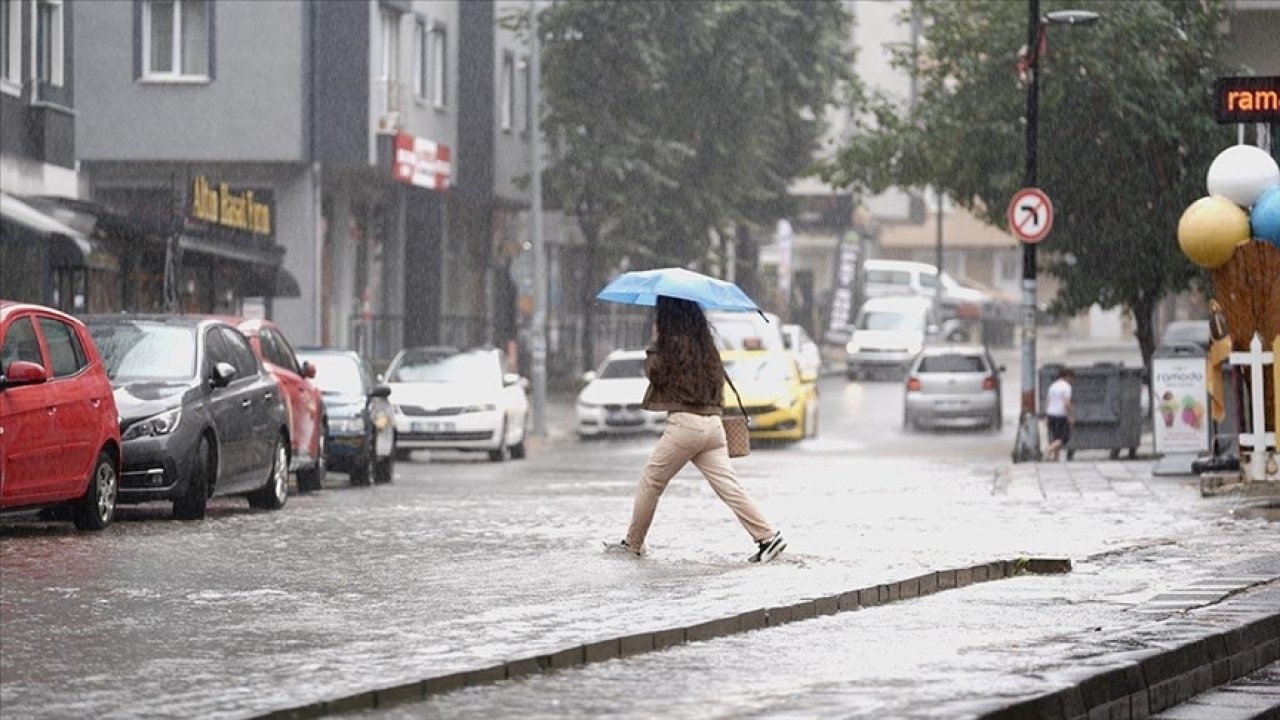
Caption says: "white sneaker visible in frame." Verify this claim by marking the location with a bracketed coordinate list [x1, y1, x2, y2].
[603, 539, 644, 556]
[748, 532, 786, 563]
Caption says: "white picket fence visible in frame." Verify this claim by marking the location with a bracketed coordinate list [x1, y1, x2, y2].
[1228, 333, 1278, 482]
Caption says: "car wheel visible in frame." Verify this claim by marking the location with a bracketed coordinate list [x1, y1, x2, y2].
[174, 436, 211, 521]
[374, 455, 394, 485]
[296, 429, 326, 493]
[350, 447, 374, 486]
[488, 421, 509, 462]
[248, 436, 289, 510]
[510, 416, 528, 460]
[72, 451, 118, 531]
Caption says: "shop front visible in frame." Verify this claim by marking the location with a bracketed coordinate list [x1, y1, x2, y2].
[87, 173, 299, 316]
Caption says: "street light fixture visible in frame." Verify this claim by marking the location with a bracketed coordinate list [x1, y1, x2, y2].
[1012, 1, 1100, 463]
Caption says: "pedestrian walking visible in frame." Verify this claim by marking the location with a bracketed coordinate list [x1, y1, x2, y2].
[1044, 368, 1075, 462]
[604, 296, 786, 563]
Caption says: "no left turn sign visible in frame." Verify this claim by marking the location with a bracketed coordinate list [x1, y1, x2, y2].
[1007, 187, 1054, 244]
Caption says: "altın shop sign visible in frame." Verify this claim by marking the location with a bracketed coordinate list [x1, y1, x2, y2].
[393, 132, 452, 191]
[191, 175, 273, 236]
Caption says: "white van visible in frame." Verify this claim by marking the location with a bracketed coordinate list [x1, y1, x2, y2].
[863, 259, 988, 316]
[845, 296, 938, 380]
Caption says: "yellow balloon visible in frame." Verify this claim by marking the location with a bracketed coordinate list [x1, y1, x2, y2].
[1177, 196, 1251, 269]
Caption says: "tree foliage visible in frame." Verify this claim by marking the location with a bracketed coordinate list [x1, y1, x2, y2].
[537, 0, 856, 363]
[820, 0, 1239, 369]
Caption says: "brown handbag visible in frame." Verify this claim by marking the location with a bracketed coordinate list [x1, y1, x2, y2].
[723, 374, 751, 458]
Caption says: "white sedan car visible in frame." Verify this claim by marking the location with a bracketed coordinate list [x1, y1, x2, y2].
[386, 347, 529, 461]
[576, 350, 666, 437]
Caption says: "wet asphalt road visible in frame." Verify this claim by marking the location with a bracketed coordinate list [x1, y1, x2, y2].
[1, 360, 1268, 719]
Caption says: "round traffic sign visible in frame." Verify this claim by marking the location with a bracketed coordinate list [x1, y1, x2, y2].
[1007, 188, 1054, 244]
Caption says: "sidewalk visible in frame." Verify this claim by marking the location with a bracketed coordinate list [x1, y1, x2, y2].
[252, 459, 1279, 719]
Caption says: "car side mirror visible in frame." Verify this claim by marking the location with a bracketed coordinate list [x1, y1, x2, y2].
[581, 370, 598, 384]
[998, 365, 1007, 373]
[503, 372, 520, 387]
[210, 362, 237, 388]
[1, 361, 48, 389]
[800, 371, 818, 384]
[370, 384, 392, 399]
[302, 361, 317, 379]
[926, 324, 940, 336]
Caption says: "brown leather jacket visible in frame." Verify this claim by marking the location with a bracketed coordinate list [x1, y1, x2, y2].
[641, 345, 723, 416]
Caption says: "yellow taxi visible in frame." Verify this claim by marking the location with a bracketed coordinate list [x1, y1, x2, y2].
[720, 349, 819, 442]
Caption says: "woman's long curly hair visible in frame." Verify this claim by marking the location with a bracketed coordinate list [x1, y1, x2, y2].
[654, 296, 723, 404]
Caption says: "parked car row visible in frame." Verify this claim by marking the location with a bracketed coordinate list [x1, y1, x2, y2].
[0, 300, 401, 531]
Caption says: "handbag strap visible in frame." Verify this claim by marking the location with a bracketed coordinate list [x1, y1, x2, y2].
[723, 372, 749, 426]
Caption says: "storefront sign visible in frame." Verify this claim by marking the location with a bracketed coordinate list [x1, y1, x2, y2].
[1151, 356, 1209, 454]
[192, 176, 273, 236]
[393, 132, 452, 190]
[1214, 76, 1280, 124]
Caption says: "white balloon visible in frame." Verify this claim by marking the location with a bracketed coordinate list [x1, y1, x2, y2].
[1206, 145, 1280, 208]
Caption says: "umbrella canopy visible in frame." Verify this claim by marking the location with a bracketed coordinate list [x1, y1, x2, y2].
[596, 267, 760, 313]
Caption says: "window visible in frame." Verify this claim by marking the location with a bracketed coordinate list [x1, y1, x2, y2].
[500, 51, 514, 132]
[428, 23, 446, 108]
[261, 328, 300, 374]
[203, 326, 232, 373]
[518, 55, 530, 132]
[1, 0, 21, 89]
[1, 317, 44, 370]
[91, 322, 196, 381]
[38, 318, 87, 378]
[36, 0, 63, 87]
[379, 7, 400, 112]
[413, 19, 427, 99]
[918, 354, 987, 374]
[143, 0, 209, 79]
[219, 327, 259, 378]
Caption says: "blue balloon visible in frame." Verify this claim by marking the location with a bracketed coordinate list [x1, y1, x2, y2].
[1252, 185, 1280, 247]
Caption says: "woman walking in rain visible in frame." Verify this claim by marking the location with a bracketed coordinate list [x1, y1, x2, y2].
[605, 296, 786, 563]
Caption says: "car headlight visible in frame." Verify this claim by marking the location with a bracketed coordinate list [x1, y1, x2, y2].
[905, 342, 923, 355]
[462, 403, 497, 413]
[577, 400, 598, 410]
[331, 417, 365, 433]
[122, 408, 182, 441]
[776, 394, 799, 410]
[846, 342, 861, 354]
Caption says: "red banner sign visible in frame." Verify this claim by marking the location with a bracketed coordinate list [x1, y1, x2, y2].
[393, 132, 452, 191]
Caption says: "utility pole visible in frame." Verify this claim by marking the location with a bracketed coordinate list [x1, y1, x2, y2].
[529, 0, 548, 436]
[1014, 0, 1042, 462]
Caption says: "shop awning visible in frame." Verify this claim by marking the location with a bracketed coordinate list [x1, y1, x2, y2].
[0, 193, 118, 272]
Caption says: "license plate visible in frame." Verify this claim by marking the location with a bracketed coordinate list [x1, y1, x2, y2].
[935, 402, 966, 411]
[413, 422, 455, 432]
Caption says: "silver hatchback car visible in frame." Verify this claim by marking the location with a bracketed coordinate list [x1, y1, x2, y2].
[903, 345, 1004, 431]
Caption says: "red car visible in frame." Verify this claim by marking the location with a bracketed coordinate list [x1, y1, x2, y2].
[225, 318, 327, 493]
[0, 301, 121, 530]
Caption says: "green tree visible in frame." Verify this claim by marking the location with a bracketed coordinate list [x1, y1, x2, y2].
[821, 0, 1238, 372]
[537, 0, 855, 364]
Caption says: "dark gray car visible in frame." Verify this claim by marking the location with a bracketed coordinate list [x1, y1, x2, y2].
[84, 316, 291, 520]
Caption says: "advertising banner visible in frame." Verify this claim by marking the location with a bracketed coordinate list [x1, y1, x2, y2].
[823, 230, 860, 345]
[1151, 355, 1209, 454]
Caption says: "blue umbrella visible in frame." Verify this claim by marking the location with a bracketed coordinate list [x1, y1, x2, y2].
[596, 267, 760, 313]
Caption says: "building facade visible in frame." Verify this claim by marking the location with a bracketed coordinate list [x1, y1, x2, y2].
[73, 0, 460, 360]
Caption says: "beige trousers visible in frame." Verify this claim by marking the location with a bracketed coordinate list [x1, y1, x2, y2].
[625, 411, 776, 550]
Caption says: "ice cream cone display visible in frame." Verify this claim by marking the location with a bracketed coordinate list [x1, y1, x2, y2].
[1178, 144, 1280, 443]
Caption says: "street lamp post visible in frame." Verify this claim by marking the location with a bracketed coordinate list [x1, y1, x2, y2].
[1012, 1, 1099, 463]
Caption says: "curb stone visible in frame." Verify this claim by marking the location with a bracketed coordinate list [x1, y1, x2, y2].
[250, 556, 1070, 719]
[972, 583, 1280, 720]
